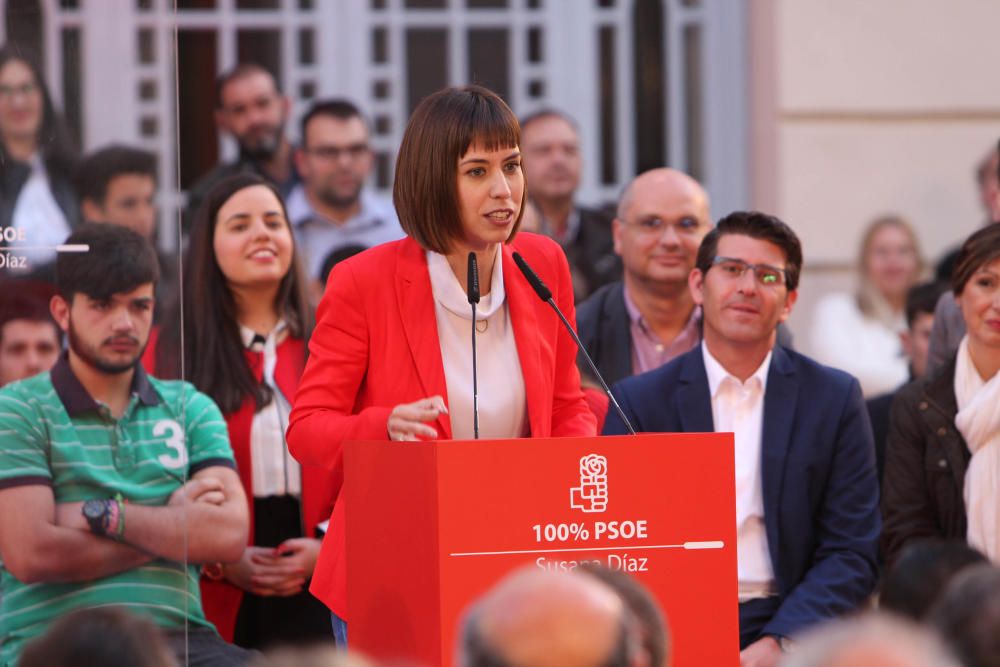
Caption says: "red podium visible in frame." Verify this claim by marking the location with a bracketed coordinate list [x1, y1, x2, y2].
[344, 433, 738, 667]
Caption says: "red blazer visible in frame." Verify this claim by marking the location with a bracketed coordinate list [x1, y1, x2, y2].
[286, 234, 597, 617]
[143, 332, 338, 640]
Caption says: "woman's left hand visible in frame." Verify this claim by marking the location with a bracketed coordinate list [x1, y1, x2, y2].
[275, 537, 321, 579]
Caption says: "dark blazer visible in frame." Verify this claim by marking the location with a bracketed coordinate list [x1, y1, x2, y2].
[576, 281, 795, 388]
[603, 345, 880, 640]
[881, 359, 969, 566]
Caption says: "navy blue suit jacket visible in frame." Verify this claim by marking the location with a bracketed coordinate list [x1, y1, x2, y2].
[603, 344, 880, 639]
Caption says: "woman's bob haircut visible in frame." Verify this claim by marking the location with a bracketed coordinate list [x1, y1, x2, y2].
[393, 84, 525, 254]
[952, 223, 1000, 296]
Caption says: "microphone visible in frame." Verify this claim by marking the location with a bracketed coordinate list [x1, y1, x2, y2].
[467, 252, 480, 439]
[511, 252, 636, 435]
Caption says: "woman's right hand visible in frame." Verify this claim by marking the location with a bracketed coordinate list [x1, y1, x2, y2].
[387, 395, 448, 441]
[222, 546, 307, 597]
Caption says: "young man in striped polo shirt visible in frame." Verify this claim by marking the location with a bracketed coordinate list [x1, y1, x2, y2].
[0, 223, 251, 666]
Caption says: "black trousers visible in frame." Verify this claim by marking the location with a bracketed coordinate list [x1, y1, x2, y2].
[232, 495, 334, 650]
[165, 627, 255, 667]
[738, 597, 782, 649]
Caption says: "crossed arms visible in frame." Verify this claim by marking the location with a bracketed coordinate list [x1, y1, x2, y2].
[0, 467, 248, 585]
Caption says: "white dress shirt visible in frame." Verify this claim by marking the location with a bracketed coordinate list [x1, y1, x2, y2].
[426, 249, 528, 441]
[240, 321, 302, 498]
[701, 342, 777, 599]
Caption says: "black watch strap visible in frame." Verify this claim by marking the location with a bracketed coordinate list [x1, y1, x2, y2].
[82, 498, 111, 536]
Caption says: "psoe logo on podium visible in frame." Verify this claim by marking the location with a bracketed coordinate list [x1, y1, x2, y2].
[570, 454, 608, 513]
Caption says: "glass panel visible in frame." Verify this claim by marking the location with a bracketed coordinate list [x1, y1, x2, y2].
[374, 114, 392, 135]
[527, 79, 545, 98]
[467, 28, 509, 101]
[4, 0, 44, 68]
[136, 0, 154, 9]
[177, 29, 218, 189]
[139, 79, 157, 100]
[598, 26, 617, 185]
[299, 80, 317, 99]
[527, 0, 542, 7]
[373, 79, 391, 99]
[633, 0, 665, 173]
[372, 26, 389, 64]
[376, 151, 392, 188]
[59, 0, 79, 8]
[299, 28, 316, 65]
[467, 0, 507, 7]
[235, 0, 280, 8]
[683, 24, 704, 181]
[406, 28, 449, 113]
[60, 28, 83, 148]
[527, 26, 543, 63]
[176, 0, 215, 8]
[138, 27, 156, 64]
[597, 0, 615, 7]
[371, 0, 388, 8]
[405, 0, 448, 7]
[299, 0, 315, 8]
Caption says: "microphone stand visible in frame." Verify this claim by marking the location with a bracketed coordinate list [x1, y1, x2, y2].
[467, 252, 481, 439]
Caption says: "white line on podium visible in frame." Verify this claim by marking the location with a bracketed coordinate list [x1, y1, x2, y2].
[448, 541, 725, 557]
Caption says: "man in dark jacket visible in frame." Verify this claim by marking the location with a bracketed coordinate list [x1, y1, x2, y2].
[575, 168, 711, 386]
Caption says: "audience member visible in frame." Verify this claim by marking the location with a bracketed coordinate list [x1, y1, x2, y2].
[248, 646, 373, 667]
[605, 212, 880, 665]
[287, 85, 596, 644]
[882, 224, 1000, 565]
[187, 64, 298, 223]
[577, 562, 670, 667]
[74, 143, 179, 316]
[0, 284, 60, 386]
[0, 223, 251, 666]
[778, 613, 960, 667]
[151, 174, 334, 649]
[288, 99, 403, 281]
[866, 280, 947, 481]
[521, 108, 620, 299]
[880, 539, 986, 621]
[927, 140, 1000, 376]
[18, 606, 180, 667]
[935, 143, 999, 282]
[76, 144, 158, 239]
[0, 46, 78, 273]
[458, 567, 647, 667]
[928, 564, 1000, 667]
[576, 168, 711, 388]
[309, 243, 368, 306]
[810, 215, 925, 397]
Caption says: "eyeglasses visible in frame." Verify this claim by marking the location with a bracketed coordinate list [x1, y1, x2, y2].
[305, 143, 370, 161]
[623, 216, 704, 237]
[0, 82, 39, 100]
[710, 256, 787, 287]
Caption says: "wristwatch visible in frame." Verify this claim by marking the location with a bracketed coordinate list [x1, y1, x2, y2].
[82, 498, 112, 536]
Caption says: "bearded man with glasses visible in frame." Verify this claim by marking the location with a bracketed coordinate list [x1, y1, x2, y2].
[604, 211, 880, 667]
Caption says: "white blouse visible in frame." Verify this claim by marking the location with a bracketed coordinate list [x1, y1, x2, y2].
[426, 249, 528, 441]
[240, 321, 302, 498]
[11, 154, 72, 270]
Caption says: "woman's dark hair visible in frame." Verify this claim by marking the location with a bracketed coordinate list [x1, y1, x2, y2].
[0, 46, 77, 177]
[18, 606, 179, 667]
[155, 173, 312, 414]
[952, 223, 1000, 296]
[393, 84, 525, 254]
[695, 210, 803, 291]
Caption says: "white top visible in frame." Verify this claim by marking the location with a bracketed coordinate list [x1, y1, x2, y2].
[426, 249, 528, 441]
[808, 292, 908, 398]
[702, 342, 777, 595]
[240, 321, 302, 498]
[288, 187, 404, 280]
[10, 153, 72, 270]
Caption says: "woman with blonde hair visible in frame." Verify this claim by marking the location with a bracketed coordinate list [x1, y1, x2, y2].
[809, 214, 925, 396]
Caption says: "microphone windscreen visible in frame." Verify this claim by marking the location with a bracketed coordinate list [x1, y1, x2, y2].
[512, 252, 553, 302]
[467, 252, 481, 304]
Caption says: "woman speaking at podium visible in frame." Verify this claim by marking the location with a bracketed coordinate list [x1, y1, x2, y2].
[286, 85, 596, 640]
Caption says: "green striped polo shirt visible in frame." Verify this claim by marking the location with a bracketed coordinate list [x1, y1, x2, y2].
[0, 354, 236, 666]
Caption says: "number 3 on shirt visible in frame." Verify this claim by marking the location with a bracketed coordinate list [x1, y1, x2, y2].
[155, 419, 188, 470]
